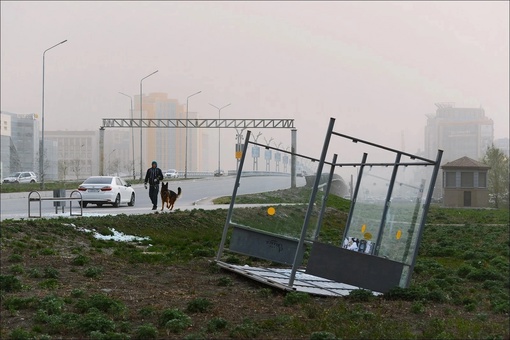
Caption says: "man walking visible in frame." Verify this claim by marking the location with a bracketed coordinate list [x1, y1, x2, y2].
[144, 160, 164, 210]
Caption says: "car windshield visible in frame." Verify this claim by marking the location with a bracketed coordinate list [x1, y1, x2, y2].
[83, 177, 113, 184]
[10, 172, 21, 177]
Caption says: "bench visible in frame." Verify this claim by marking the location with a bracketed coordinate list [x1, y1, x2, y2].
[28, 190, 83, 218]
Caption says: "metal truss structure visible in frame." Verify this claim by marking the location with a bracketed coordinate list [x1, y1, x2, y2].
[101, 118, 295, 129]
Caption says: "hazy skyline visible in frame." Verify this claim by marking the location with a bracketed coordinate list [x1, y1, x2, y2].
[1, 1, 508, 168]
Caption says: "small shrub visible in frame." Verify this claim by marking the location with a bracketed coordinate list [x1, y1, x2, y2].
[9, 264, 24, 274]
[70, 288, 85, 298]
[9, 327, 33, 340]
[411, 301, 425, 314]
[76, 294, 126, 315]
[134, 324, 158, 340]
[39, 279, 59, 290]
[257, 288, 273, 298]
[348, 289, 373, 302]
[225, 255, 241, 264]
[84, 266, 103, 278]
[40, 295, 65, 315]
[39, 248, 57, 255]
[72, 255, 91, 266]
[207, 317, 228, 332]
[8, 254, 23, 263]
[27, 268, 42, 278]
[284, 291, 310, 306]
[3, 296, 38, 312]
[76, 310, 116, 333]
[139, 306, 157, 317]
[44, 266, 60, 279]
[159, 308, 192, 333]
[0, 275, 22, 292]
[187, 297, 212, 313]
[229, 318, 261, 338]
[218, 276, 233, 287]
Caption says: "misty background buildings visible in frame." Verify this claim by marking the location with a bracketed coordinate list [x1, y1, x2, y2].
[1, 100, 508, 187]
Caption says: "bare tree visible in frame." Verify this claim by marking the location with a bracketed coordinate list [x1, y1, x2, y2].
[58, 160, 69, 181]
[70, 159, 81, 180]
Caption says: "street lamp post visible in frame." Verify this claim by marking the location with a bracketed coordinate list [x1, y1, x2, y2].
[119, 92, 135, 180]
[184, 91, 201, 179]
[108, 149, 116, 175]
[209, 103, 231, 175]
[139, 70, 158, 180]
[40, 39, 67, 190]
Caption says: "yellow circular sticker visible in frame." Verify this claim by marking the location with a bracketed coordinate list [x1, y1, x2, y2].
[267, 207, 276, 216]
[364, 232, 372, 240]
[361, 224, 366, 233]
[396, 230, 402, 240]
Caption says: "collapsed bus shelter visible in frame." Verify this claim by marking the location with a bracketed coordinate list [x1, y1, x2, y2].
[215, 117, 443, 296]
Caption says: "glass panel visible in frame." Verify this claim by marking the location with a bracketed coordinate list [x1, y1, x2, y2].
[230, 151, 323, 241]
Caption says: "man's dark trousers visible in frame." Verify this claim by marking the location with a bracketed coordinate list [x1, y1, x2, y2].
[149, 184, 159, 207]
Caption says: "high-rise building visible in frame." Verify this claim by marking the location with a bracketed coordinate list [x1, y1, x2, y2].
[0, 111, 40, 177]
[133, 93, 207, 173]
[424, 103, 494, 164]
[493, 138, 509, 157]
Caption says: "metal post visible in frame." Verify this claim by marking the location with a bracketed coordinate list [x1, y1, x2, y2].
[291, 129, 297, 188]
[99, 127, 105, 176]
[185, 91, 201, 179]
[289, 118, 335, 286]
[40, 39, 67, 190]
[139, 70, 158, 180]
[119, 92, 135, 180]
[210, 103, 231, 175]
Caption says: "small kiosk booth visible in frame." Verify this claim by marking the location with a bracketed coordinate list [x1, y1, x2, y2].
[215, 118, 443, 296]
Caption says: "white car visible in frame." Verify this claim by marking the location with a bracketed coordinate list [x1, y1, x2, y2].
[3, 171, 37, 183]
[164, 169, 179, 178]
[78, 176, 135, 208]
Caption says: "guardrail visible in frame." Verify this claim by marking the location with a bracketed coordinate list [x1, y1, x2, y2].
[28, 190, 83, 218]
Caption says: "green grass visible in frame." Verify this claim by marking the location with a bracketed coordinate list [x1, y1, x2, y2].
[1, 188, 508, 339]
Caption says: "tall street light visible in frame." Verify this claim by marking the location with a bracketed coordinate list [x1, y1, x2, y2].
[139, 70, 158, 180]
[40, 39, 67, 190]
[209, 103, 231, 175]
[119, 92, 135, 180]
[185, 91, 201, 179]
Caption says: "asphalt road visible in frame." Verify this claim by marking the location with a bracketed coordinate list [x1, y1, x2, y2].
[1, 175, 305, 221]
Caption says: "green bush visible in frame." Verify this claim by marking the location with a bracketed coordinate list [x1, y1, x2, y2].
[134, 324, 158, 339]
[76, 310, 116, 333]
[186, 297, 212, 313]
[72, 254, 91, 266]
[348, 289, 374, 302]
[0, 275, 22, 292]
[284, 291, 310, 306]
[310, 331, 337, 340]
[207, 317, 228, 332]
[159, 308, 192, 333]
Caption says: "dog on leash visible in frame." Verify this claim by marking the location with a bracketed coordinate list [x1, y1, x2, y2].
[160, 182, 182, 211]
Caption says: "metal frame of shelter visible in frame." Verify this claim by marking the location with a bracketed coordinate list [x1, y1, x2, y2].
[215, 117, 443, 296]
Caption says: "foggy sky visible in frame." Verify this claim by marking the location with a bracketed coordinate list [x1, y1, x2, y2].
[1, 1, 508, 168]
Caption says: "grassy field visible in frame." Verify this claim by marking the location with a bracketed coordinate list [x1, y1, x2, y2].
[0, 189, 508, 339]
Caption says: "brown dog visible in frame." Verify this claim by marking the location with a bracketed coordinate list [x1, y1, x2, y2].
[160, 182, 182, 211]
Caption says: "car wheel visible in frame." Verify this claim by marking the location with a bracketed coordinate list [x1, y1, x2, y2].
[113, 194, 120, 208]
[80, 201, 88, 208]
[30, 180, 35, 183]
[128, 193, 135, 206]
